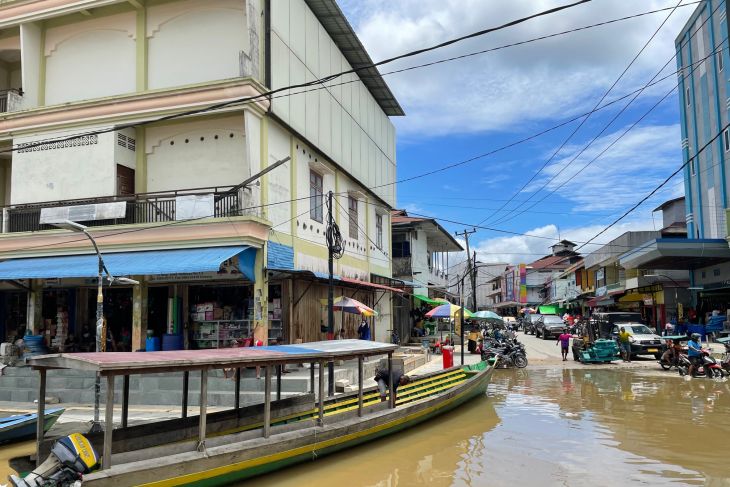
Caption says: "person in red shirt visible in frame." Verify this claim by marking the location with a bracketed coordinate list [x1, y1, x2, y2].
[556, 328, 573, 361]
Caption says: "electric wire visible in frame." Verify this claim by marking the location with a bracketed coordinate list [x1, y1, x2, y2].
[479, 0, 686, 226]
[491, 1, 724, 226]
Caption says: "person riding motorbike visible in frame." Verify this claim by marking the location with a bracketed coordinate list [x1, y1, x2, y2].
[687, 333, 703, 377]
[660, 338, 683, 366]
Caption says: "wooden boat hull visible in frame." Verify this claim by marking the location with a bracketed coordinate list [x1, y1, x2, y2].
[84, 363, 494, 487]
[0, 408, 64, 445]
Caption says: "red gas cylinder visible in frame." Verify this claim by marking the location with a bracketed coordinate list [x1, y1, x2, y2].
[442, 345, 454, 369]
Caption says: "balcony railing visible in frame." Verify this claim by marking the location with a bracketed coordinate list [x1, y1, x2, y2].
[2, 185, 259, 233]
[0, 88, 22, 113]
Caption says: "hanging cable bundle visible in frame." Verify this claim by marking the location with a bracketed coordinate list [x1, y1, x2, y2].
[325, 192, 344, 259]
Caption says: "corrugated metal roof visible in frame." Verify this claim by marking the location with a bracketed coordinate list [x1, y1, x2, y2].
[305, 0, 405, 116]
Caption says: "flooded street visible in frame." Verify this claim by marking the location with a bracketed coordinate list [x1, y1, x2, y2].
[246, 368, 730, 487]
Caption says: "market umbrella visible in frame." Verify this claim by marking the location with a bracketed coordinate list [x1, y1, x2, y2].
[520, 307, 537, 313]
[425, 303, 473, 319]
[320, 296, 378, 317]
[472, 310, 502, 320]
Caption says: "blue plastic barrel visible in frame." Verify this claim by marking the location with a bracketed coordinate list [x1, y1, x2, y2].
[145, 337, 161, 352]
[162, 334, 183, 351]
[23, 335, 47, 358]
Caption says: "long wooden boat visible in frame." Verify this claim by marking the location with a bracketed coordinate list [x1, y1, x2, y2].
[26, 340, 495, 486]
[0, 408, 64, 445]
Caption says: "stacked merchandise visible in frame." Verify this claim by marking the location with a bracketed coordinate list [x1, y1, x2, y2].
[50, 307, 69, 351]
[190, 301, 248, 349]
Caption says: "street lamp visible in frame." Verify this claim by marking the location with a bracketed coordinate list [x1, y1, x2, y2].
[54, 220, 139, 432]
[644, 273, 682, 334]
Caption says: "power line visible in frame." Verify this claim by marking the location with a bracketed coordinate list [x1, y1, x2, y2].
[490, 1, 724, 226]
[480, 0, 686, 226]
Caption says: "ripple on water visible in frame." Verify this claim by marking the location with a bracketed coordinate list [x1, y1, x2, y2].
[238, 369, 724, 487]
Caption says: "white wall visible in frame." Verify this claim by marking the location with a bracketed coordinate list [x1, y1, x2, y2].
[294, 141, 334, 245]
[270, 0, 396, 206]
[147, 0, 247, 90]
[267, 121, 292, 230]
[12, 128, 116, 204]
[44, 12, 136, 105]
[20, 22, 41, 109]
[144, 115, 247, 192]
[368, 202, 390, 271]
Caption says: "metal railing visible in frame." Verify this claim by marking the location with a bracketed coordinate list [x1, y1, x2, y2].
[0, 88, 22, 112]
[2, 185, 259, 233]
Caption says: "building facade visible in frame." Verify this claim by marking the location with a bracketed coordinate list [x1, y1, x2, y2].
[0, 0, 403, 351]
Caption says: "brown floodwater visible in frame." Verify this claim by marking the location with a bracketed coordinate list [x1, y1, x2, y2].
[243, 368, 730, 487]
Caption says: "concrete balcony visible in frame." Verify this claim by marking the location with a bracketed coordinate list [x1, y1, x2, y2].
[1, 185, 260, 234]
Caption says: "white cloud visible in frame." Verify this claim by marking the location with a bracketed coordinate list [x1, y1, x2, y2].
[338, 0, 696, 137]
[472, 219, 658, 265]
[536, 123, 683, 211]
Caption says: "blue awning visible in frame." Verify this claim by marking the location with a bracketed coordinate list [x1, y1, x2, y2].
[0, 246, 257, 281]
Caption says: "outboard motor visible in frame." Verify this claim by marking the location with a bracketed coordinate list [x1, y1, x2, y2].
[10, 433, 98, 487]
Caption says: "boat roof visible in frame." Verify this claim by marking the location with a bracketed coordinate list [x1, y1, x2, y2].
[28, 340, 398, 375]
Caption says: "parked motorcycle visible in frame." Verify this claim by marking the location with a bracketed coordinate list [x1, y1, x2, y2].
[481, 339, 527, 368]
[720, 339, 730, 375]
[677, 349, 725, 378]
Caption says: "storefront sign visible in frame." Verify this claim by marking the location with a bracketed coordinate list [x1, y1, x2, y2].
[642, 294, 654, 305]
[147, 257, 243, 283]
[519, 264, 527, 304]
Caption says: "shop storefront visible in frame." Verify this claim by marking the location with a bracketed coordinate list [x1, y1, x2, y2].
[0, 289, 27, 343]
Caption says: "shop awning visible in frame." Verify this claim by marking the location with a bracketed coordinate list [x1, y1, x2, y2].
[412, 294, 448, 305]
[619, 238, 730, 270]
[267, 269, 403, 293]
[339, 277, 404, 293]
[0, 246, 256, 281]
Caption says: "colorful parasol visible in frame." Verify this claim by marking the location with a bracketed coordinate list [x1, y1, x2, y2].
[520, 307, 537, 314]
[472, 310, 502, 320]
[425, 303, 473, 319]
[320, 296, 378, 317]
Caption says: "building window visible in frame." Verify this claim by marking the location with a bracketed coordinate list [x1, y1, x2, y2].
[376, 214, 383, 249]
[719, 50, 724, 72]
[714, 268, 721, 277]
[724, 129, 730, 152]
[348, 196, 358, 239]
[686, 86, 691, 106]
[309, 170, 323, 223]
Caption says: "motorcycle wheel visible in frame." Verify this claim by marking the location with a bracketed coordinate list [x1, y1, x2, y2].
[659, 361, 671, 371]
[514, 355, 528, 368]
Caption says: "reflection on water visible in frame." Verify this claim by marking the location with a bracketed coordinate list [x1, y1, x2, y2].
[0, 439, 34, 480]
[245, 369, 730, 487]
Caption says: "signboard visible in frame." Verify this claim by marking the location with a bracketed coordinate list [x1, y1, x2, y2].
[519, 264, 527, 304]
[642, 294, 654, 306]
[40, 201, 126, 224]
[176, 194, 215, 220]
[146, 257, 243, 283]
[596, 286, 607, 297]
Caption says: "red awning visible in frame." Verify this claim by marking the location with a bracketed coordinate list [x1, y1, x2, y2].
[340, 277, 404, 293]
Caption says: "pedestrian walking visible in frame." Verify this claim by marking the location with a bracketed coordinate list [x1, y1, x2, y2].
[618, 326, 632, 362]
[556, 328, 572, 361]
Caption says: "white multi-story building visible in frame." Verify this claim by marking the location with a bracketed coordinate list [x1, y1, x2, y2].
[0, 0, 403, 351]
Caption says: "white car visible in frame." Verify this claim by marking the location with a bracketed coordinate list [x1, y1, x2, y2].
[611, 323, 663, 359]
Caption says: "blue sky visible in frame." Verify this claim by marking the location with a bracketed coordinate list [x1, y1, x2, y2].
[337, 0, 697, 264]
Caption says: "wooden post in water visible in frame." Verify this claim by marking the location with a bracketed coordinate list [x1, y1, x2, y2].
[103, 375, 114, 469]
[317, 360, 325, 425]
[121, 375, 130, 428]
[387, 352, 395, 409]
[264, 365, 272, 438]
[35, 369, 46, 467]
[357, 356, 363, 417]
[182, 371, 189, 418]
[198, 369, 207, 450]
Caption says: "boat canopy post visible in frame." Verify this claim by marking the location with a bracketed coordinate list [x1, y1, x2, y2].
[198, 368, 207, 451]
[234, 368, 241, 410]
[182, 371, 189, 418]
[263, 365, 272, 438]
[387, 352, 395, 409]
[121, 375, 130, 428]
[103, 374, 114, 469]
[35, 368, 46, 467]
[357, 356, 363, 417]
[317, 360, 325, 426]
[276, 365, 282, 402]
[310, 362, 315, 394]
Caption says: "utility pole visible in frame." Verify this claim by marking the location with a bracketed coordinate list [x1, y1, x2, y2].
[472, 250, 478, 312]
[326, 191, 335, 396]
[454, 228, 476, 366]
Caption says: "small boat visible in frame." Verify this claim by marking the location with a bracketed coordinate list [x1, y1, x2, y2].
[26, 340, 495, 486]
[0, 408, 64, 444]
